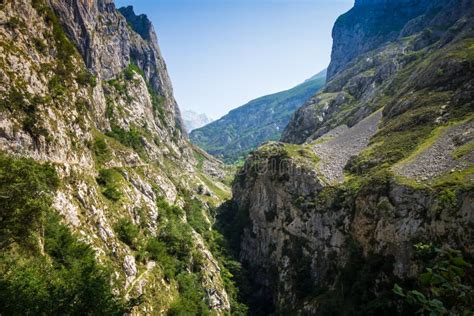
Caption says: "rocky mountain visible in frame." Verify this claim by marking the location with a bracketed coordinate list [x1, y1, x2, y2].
[182, 110, 213, 132]
[225, 0, 474, 314]
[190, 70, 326, 163]
[0, 1, 245, 314]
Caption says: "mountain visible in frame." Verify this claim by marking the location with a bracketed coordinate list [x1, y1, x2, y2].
[182, 110, 213, 132]
[190, 70, 326, 163]
[1, 0, 473, 315]
[0, 2, 243, 314]
[222, 0, 474, 314]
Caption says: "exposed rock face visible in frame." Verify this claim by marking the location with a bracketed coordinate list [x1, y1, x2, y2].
[49, 1, 185, 133]
[327, 0, 442, 80]
[282, 0, 474, 144]
[0, 0, 230, 313]
[232, 0, 474, 314]
[233, 143, 473, 314]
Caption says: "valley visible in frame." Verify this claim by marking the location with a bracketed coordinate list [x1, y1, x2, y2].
[0, 0, 473, 315]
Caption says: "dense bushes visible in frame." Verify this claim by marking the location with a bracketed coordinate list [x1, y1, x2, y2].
[0, 212, 128, 315]
[77, 70, 97, 87]
[0, 88, 49, 140]
[0, 153, 59, 249]
[168, 273, 211, 316]
[96, 168, 123, 201]
[114, 218, 140, 248]
[0, 152, 127, 315]
[92, 137, 112, 164]
[106, 125, 146, 157]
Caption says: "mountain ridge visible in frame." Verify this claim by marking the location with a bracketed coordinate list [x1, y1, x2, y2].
[190, 70, 326, 163]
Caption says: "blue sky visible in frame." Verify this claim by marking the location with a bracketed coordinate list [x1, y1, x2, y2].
[115, 0, 354, 118]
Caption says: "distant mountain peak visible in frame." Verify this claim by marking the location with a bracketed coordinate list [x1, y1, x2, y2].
[182, 110, 214, 132]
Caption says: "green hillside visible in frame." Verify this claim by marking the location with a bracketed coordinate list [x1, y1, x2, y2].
[190, 70, 326, 163]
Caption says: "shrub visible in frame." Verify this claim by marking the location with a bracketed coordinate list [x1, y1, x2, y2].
[394, 246, 473, 315]
[0, 212, 129, 315]
[77, 70, 97, 87]
[92, 137, 112, 164]
[124, 67, 135, 81]
[146, 238, 178, 279]
[0, 153, 59, 249]
[183, 197, 209, 235]
[106, 125, 145, 157]
[0, 153, 131, 314]
[167, 273, 210, 316]
[96, 169, 123, 201]
[114, 218, 140, 248]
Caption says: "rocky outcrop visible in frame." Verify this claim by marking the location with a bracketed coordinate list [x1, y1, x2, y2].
[49, 1, 185, 133]
[232, 0, 474, 314]
[327, 0, 442, 80]
[282, 0, 474, 144]
[233, 144, 474, 313]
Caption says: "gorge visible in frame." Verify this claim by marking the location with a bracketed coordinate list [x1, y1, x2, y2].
[0, 0, 473, 315]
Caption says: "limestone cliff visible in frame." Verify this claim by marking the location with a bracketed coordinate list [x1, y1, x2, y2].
[0, 0, 236, 314]
[230, 0, 474, 314]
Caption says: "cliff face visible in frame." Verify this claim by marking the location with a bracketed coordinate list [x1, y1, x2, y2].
[49, 0, 185, 133]
[282, 0, 473, 144]
[231, 0, 474, 314]
[0, 0, 234, 314]
[327, 0, 442, 81]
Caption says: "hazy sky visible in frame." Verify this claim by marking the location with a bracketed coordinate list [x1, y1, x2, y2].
[115, 0, 354, 118]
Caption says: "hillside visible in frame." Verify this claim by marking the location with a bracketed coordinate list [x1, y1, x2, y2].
[224, 0, 474, 314]
[0, 1, 244, 314]
[1, 0, 473, 315]
[190, 70, 326, 163]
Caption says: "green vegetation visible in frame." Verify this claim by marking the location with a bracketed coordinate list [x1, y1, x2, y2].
[452, 140, 474, 160]
[193, 149, 206, 171]
[92, 136, 113, 165]
[214, 201, 252, 314]
[394, 245, 473, 315]
[0, 153, 58, 249]
[0, 88, 50, 140]
[190, 71, 326, 163]
[0, 212, 130, 315]
[124, 63, 144, 81]
[149, 87, 166, 122]
[33, 0, 77, 85]
[0, 152, 128, 315]
[168, 273, 211, 316]
[310, 240, 398, 316]
[77, 70, 97, 87]
[96, 168, 123, 201]
[114, 218, 140, 248]
[106, 125, 146, 158]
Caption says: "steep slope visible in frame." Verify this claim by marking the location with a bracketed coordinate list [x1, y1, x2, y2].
[190, 70, 326, 163]
[226, 0, 474, 314]
[0, 1, 244, 314]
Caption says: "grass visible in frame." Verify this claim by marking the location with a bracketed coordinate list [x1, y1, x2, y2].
[394, 124, 447, 167]
[431, 166, 474, 190]
[106, 125, 146, 158]
[452, 140, 474, 160]
[193, 149, 206, 171]
[198, 173, 230, 201]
